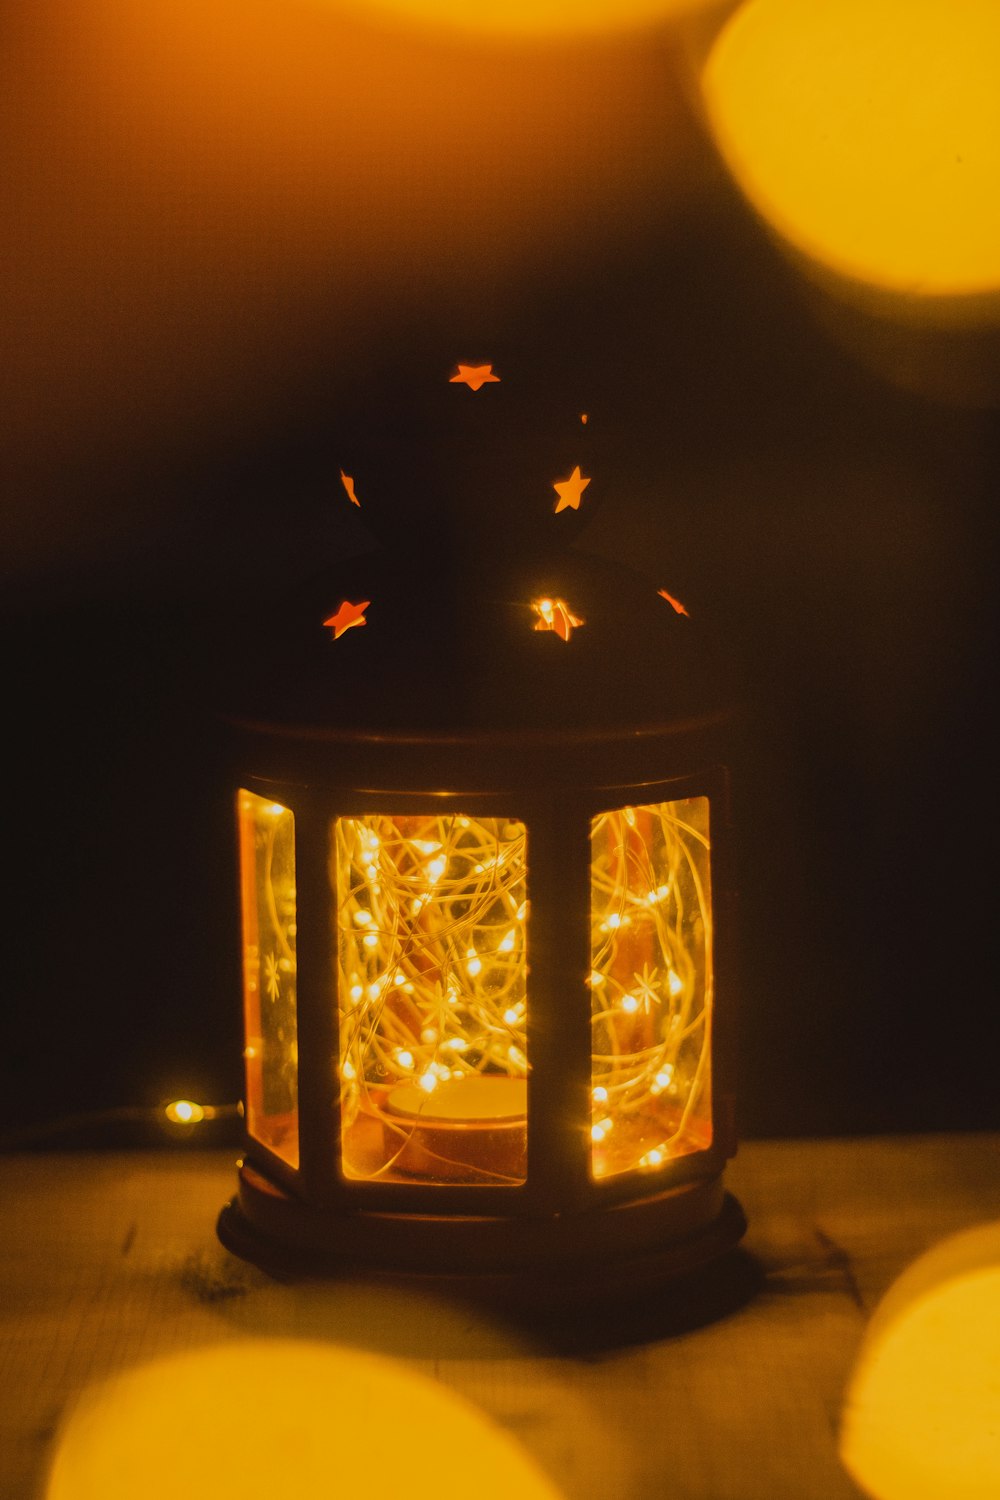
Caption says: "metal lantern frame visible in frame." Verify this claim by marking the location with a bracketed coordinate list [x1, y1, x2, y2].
[217, 713, 744, 1294]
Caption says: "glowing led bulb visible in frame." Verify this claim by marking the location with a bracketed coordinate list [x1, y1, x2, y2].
[651, 1066, 674, 1095]
[466, 950, 482, 977]
[353, 909, 373, 928]
[164, 1100, 205, 1125]
[621, 994, 640, 1014]
[426, 855, 447, 884]
[396, 1050, 414, 1069]
[592, 1085, 609, 1104]
[498, 929, 517, 953]
[668, 969, 683, 998]
[418, 1071, 438, 1094]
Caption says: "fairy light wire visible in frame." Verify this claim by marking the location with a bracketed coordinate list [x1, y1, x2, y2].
[245, 795, 711, 1186]
[336, 813, 528, 1184]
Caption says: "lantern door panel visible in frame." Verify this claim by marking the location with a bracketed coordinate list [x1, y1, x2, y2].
[334, 813, 529, 1185]
[237, 791, 300, 1169]
[589, 795, 713, 1180]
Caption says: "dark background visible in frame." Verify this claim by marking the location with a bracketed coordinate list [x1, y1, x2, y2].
[3, 0, 997, 1142]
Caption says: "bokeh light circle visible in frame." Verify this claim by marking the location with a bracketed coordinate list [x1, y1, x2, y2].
[46, 1338, 563, 1500]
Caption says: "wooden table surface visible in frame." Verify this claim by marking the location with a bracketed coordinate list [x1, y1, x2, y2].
[3, 1133, 998, 1500]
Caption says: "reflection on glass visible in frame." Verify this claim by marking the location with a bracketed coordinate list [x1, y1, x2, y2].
[590, 796, 712, 1179]
[238, 791, 299, 1168]
[335, 813, 528, 1185]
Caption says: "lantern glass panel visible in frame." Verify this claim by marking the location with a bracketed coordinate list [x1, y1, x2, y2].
[238, 791, 300, 1169]
[589, 795, 713, 1180]
[335, 813, 528, 1185]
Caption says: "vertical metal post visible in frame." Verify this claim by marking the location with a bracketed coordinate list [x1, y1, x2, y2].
[293, 788, 339, 1203]
[524, 793, 592, 1213]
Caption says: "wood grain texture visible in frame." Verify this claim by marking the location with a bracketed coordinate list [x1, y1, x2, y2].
[2, 1135, 998, 1500]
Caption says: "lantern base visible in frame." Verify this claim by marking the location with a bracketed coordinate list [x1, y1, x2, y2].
[216, 1162, 748, 1314]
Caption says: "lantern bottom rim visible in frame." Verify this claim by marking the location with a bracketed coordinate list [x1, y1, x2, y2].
[216, 1170, 748, 1312]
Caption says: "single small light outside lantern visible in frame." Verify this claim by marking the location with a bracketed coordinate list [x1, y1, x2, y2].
[216, 348, 746, 1300]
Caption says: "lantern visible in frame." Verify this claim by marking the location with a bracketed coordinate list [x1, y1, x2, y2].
[215, 348, 746, 1300]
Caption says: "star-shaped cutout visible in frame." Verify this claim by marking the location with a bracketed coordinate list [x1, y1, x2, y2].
[323, 599, 370, 639]
[532, 596, 585, 643]
[657, 588, 689, 617]
[553, 465, 591, 514]
[449, 363, 500, 392]
[340, 469, 361, 507]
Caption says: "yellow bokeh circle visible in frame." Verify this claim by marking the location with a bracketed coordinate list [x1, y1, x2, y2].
[703, 0, 1000, 295]
[46, 1338, 563, 1500]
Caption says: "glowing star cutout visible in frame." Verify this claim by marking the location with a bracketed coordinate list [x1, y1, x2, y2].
[657, 588, 690, 617]
[323, 599, 370, 639]
[553, 465, 591, 514]
[340, 470, 361, 507]
[532, 597, 585, 642]
[449, 363, 501, 392]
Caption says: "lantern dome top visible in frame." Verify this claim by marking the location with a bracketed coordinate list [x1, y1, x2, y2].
[216, 342, 737, 764]
[220, 540, 734, 743]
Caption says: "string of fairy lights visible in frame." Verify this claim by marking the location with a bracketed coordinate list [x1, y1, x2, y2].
[334, 799, 711, 1183]
[336, 813, 528, 1181]
[589, 800, 712, 1175]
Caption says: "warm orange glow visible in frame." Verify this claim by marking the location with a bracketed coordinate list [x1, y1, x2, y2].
[336, 814, 529, 1185]
[45, 1340, 563, 1500]
[532, 597, 585, 642]
[840, 1222, 1000, 1499]
[4, 2, 704, 584]
[340, 469, 361, 507]
[589, 798, 712, 1179]
[657, 587, 689, 616]
[163, 1099, 205, 1125]
[324, 599, 370, 639]
[342, 0, 710, 36]
[350, 0, 710, 34]
[237, 792, 299, 1169]
[702, 0, 1000, 295]
[552, 465, 591, 515]
[449, 362, 501, 392]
